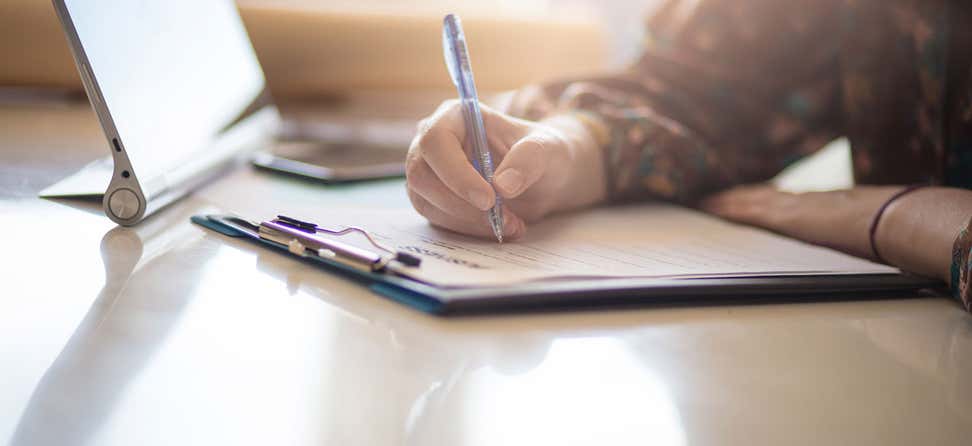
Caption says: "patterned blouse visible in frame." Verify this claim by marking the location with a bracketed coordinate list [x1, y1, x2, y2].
[508, 0, 972, 310]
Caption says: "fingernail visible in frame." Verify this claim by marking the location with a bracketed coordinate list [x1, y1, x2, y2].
[495, 169, 524, 196]
[468, 189, 493, 210]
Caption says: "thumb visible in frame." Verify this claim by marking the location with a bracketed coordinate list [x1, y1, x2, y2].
[492, 130, 554, 199]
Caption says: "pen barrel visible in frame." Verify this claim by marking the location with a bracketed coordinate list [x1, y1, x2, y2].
[444, 13, 504, 241]
[461, 98, 504, 239]
[461, 98, 494, 180]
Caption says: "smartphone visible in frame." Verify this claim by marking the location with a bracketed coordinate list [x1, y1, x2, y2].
[252, 140, 406, 184]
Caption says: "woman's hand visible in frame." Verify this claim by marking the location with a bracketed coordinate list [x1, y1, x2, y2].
[700, 185, 901, 260]
[406, 100, 606, 239]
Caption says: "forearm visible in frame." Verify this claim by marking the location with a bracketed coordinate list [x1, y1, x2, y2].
[876, 187, 972, 284]
[703, 184, 972, 311]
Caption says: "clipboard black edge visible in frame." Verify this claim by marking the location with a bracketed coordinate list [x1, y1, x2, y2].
[429, 275, 944, 315]
[192, 214, 946, 316]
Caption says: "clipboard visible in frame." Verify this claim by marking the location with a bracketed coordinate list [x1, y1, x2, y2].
[192, 214, 943, 315]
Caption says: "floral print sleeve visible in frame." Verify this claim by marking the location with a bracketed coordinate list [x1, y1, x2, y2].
[953, 218, 972, 311]
[506, 0, 844, 204]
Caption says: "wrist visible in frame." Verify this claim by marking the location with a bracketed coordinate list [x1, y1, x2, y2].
[541, 113, 608, 211]
[869, 185, 928, 263]
[877, 187, 972, 282]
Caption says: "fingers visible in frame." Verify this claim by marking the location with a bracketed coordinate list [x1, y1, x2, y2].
[701, 186, 756, 213]
[412, 118, 495, 210]
[431, 99, 525, 151]
[410, 101, 526, 211]
[407, 190, 526, 240]
[700, 185, 791, 227]
[407, 157, 483, 219]
[408, 99, 562, 236]
[493, 129, 560, 199]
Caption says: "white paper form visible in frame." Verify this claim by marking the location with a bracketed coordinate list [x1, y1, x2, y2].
[323, 204, 899, 288]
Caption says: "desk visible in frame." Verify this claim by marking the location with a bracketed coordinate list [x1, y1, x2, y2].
[2, 100, 972, 446]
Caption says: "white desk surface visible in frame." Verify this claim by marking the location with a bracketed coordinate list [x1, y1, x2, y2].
[2, 101, 972, 446]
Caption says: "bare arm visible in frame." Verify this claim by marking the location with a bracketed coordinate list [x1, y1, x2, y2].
[703, 185, 972, 310]
[878, 188, 972, 286]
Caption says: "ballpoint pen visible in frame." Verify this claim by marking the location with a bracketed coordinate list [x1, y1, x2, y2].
[442, 13, 505, 243]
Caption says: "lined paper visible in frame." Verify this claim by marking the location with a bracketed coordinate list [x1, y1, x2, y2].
[328, 204, 898, 288]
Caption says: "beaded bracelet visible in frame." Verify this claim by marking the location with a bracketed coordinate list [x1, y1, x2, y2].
[868, 184, 929, 264]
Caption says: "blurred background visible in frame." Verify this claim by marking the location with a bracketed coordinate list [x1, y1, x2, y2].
[0, 0, 663, 99]
[0, 0, 853, 190]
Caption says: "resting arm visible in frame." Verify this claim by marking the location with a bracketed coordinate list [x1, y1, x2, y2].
[703, 185, 972, 311]
[879, 188, 972, 291]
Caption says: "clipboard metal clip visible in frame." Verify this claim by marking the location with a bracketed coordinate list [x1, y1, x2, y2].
[257, 215, 421, 272]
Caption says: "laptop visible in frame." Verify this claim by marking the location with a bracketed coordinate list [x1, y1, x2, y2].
[42, 0, 280, 226]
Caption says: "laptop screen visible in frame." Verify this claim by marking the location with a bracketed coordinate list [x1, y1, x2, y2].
[60, 0, 269, 183]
